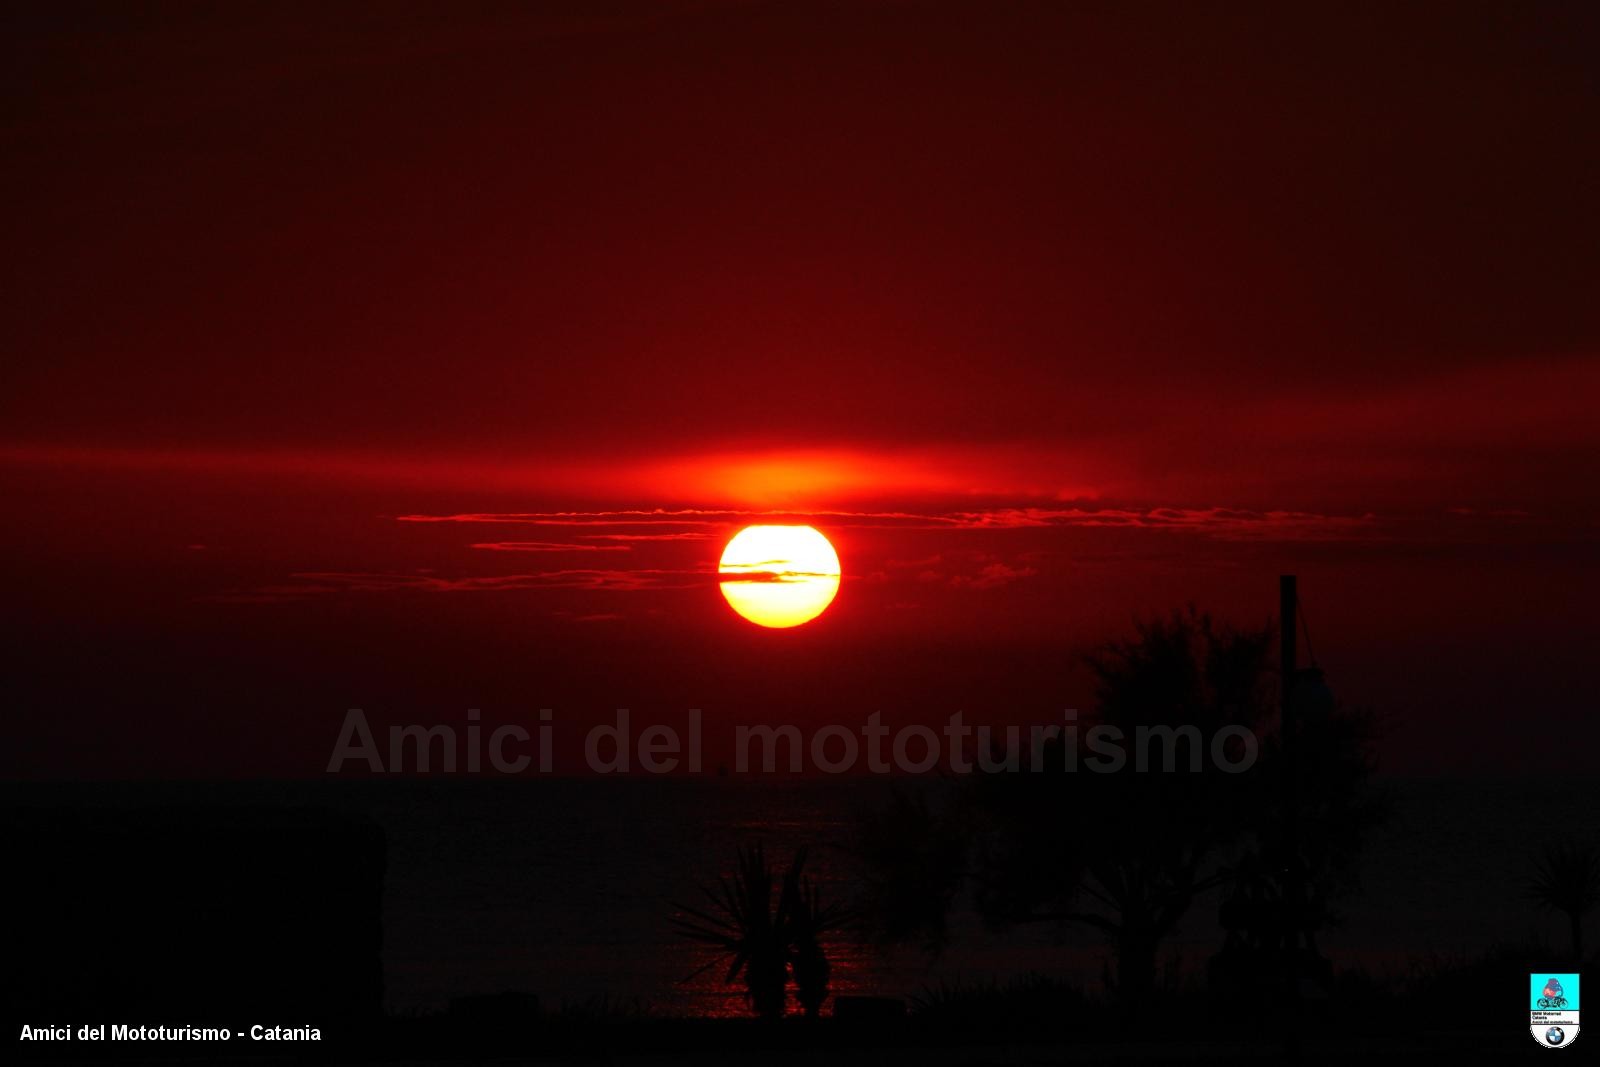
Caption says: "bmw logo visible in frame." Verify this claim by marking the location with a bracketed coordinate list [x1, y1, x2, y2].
[1546, 1026, 1566, 1045]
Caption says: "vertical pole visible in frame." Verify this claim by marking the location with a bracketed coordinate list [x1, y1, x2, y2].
[1280, 574, 1301, 1052]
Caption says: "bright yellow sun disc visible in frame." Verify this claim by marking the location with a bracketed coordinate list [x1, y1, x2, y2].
[718, 525, 840, 628]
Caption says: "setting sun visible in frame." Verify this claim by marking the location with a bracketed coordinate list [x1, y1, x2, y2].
[717, 525, 840, 628]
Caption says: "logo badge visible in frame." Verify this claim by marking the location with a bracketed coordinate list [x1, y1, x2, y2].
[1531, 973, 1580, 1049]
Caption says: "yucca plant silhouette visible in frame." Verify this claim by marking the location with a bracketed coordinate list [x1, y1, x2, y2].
[1527, 842, 1600, 961]
[781, 848, 850, 1019]
[671, 844, 792, 1019]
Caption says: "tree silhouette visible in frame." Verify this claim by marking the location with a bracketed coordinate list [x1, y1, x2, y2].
[851, 785, 969, 954]
[672, 845, 849, 1019]
[853, 608, 1383, 1003]
[1209, 676, 1386, 1003]
[1527, 842, 1600, 962]
[671, 844, 790, 1019]
[973, 611, 1270, 1000]
[782, 848, 848, 1019]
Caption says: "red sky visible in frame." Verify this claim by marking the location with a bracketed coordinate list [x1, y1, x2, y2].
[3, 2, 1597, 776]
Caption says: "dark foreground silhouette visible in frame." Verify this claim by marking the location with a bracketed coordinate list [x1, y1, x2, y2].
[4, 795, 1589, 1063]
[5, 804, 384, 1026]
[4, 600, 1590, 1064]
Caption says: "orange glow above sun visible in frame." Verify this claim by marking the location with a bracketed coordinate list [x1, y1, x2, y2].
[718, 525, 841, 628]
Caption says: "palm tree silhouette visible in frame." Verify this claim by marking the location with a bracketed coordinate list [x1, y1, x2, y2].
[1527, 842, 1600, 962]
[672, 844, 850, 1019]
[671, 844, 791, 1019]
[851, 607, 1382, 1004]
[781, 848, 850, 1019]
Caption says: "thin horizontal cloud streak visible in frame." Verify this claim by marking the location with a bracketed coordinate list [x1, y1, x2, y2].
[398, 505, 1381, 541]
[582, 532, 712, 542]
[951, 507, 1381, 541]
[717, 570, 836, 585]
[469, 541, 630, 552]
[951, 562, 1038, 589]
[395, 510, 731, 526]
[212, 567, 713, 602]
